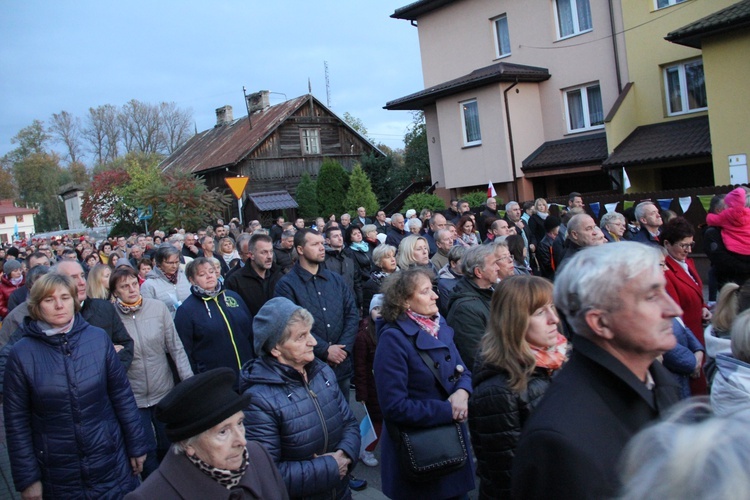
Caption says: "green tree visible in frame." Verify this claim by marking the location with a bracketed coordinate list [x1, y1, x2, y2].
[343, 112, 369, 141]
[295, 172, 319, 221]
[13, 152, 67, 231]
[392, 112, 429, 194]
[0, 166, 16, 199]
[316, 159, 348, 217]
[360, 152, 394, 206]
[461, 190, 498, 208]
[344, 164, 380, 216]
[401, 193, 446, 214]
[5, 120, 50, 165]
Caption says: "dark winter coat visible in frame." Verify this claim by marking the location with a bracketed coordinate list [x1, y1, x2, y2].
[354, 318, 382, 422]
[373, 315, 475, 500]
[324, 246, 363, 309]
[6, 286, 28, 313]
[385, 226, 407, 249]
[225, 261, 283, 317]
[273, 241, 295, 274]
[344, 245, 372, 284]
[469, 363, 552, 500]
[241, 357, 360, 500]
[125, 441, 288, 500]
[703, 226, 750, 289]
[4, 314, 148, 498]
[275, 264, 359, 381]
[0, 298, 135, 395]
[0, 274, 23, 318]
[663, 318, 704, 399]
[446, 277, 493, 372]
[527, 213, 546, 246]
[535, 234, 557, 280]
[362, 269, 389, 314]
[632, 228, 660, 246]
[174, 288, 254, 387]
[511, 335, 681, 499]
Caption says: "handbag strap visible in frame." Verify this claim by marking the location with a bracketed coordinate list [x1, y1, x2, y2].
[406, 332, 450, 398]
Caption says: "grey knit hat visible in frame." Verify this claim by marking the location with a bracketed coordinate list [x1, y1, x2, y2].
[253, 297, 303, 356]
[3, 259, 22, 276]
[370, 294, 384, 314]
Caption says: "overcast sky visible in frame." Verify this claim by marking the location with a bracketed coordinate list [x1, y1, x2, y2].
[0, 1, 424, 162]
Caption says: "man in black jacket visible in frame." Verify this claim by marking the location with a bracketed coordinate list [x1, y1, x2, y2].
[225, 233, 282, 317]
[511, 243, 682, 499]
[323, 226, 362, 311]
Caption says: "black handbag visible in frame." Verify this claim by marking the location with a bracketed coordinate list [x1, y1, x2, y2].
[386, 335, 469, 482]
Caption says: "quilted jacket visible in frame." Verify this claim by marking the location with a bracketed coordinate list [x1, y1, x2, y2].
[275, 264, 359, 381]
[469, 363, 552, 499]
[240, 356, 360, 500]
[3, 314, 148, 498]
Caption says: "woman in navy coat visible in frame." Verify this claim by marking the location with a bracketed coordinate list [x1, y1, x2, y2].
[4, 272, 148, 499]
[374, 267, 475, 500]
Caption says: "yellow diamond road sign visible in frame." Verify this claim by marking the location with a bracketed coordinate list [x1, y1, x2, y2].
[225, 176, 249, 200]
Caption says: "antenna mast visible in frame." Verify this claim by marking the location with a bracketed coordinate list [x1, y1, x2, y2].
[324, 61, 331, 108]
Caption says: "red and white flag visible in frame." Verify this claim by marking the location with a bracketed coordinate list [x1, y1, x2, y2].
[487, 181, 497, 198]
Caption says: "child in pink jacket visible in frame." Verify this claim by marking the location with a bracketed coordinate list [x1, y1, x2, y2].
[706, 187, 750, 255]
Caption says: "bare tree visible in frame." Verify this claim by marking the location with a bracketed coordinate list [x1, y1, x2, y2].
[119, 99, 161, 154]
[49, 110, 84, 164]
[84, 105, 120, 165]
[159, 102, 193, 154]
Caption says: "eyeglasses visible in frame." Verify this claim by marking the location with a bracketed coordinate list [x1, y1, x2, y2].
[676, 242, 694, 250]
[163, 259, 180, 265]
[497, 255, 513, 263]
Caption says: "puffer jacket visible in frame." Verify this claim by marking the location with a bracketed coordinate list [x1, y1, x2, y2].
[117, 298, 193, 408]
[240, 357, 360, 500]
[3, 314, 148, 498]
[174, 288, 254, 386]
[711, 353, 750, 417]
[275, 264, 359, 381]
[140, 267, 191, 317]
[468, 362, 552, 500]
[446, 277, 493, 372]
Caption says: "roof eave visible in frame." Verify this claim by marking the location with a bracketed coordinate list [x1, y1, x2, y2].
[391, 0, 458, 21]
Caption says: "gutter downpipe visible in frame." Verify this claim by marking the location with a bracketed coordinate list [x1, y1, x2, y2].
[503, 79, 520, 203]
[609, 0, 623, 93]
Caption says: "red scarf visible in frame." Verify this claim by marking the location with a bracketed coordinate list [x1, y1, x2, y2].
[530, 333, 568, 371]
[406, 310, 441, 339]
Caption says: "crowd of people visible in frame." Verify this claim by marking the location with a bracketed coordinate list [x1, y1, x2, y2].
[1, 189, 750, 499]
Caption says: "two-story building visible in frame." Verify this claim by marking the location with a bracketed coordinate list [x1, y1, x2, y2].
[0, 200, 38, 243]
[386, 0, 629, 203]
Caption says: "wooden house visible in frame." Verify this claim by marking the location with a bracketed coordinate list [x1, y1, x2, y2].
[160, 91, 384, 223]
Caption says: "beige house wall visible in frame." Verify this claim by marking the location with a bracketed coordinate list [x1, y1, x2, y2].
[620, 0, 735, 126]
[411, 0, 627, 192]
[701, 32, 750, 186]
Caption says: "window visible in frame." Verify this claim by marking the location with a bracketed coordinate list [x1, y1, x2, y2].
[16, 215, 23, 223]
[300, 128, 320, 155]
[0, 216, 5, 224]
[0, 234, 6, 243]
[664, 59, 707, 115]
[564, 83, 604, 132]
[460, 99, 482, 146]
[493, 15, 511, 58]
[555, 0, 592, 39]
[656, 0, 687, 9]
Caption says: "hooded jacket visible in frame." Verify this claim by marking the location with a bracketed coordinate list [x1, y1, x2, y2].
[706, 187, 750, 255]
[174, 288, 254, 386]
[0, 274, 24, 318]
[711, 353, 750, 417]
[241, 357, 360, 500]
[140, 267, 191, 318]
[4, 314, 148, 497]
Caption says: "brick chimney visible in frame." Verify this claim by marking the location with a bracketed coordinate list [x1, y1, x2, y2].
[215, 105, 233, 126]
[246, 91, 270, 115]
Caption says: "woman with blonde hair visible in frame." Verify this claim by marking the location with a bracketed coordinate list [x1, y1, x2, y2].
[528, 198, 549, 244]
[469, 275, 568, 499]
[396, 235, 436, 272]
[704, 282, 741, 386]
[86, 263, 112, 300]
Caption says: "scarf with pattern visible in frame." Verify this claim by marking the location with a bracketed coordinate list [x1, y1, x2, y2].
[187, 447, 249, 489]
[114, 295, 143, 315]
[154, 265, 178, 285]
[530, 333, 568, 371]
[406, 309, 441, 339]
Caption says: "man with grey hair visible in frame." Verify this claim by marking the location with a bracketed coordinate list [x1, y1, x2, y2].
[504, 201, 535, 253]
[633, 201, 663, 246]
[430, 228, 453, 269]
[385, 213, 407, 250]
[558, 213, 605, 269]
[512, 242, 682, 499]
[424, 213, 447, 257]
[446, 244, 504, 371]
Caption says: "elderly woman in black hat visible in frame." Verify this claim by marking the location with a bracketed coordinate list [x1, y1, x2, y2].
[125, 367, 288, 500]
[240, 297, 361, 500]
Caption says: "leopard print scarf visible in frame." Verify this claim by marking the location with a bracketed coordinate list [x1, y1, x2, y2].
[187, 447, 249, 489]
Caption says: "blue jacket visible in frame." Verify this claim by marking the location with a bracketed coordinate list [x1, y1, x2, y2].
[662, 318, 704, 399]
[174, 289, 254, 387]
[3, 314, 148, 498]
[374, 315, 475, 499]
[241, 357, 360, 500]
[275, 264, 358, 381]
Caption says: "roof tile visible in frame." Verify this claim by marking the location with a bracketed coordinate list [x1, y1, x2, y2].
[522, 133, 608, 170]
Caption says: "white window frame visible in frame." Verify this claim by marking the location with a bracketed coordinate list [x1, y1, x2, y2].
[554, 0, 593, 40]
[300, 128, 320, 155]
[663, 59, 707, 116]
[460, 99, 482, 147]
[563, 83, 604, 133]
[492, 14, 511, 59]
[655, 0, 687, 10]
